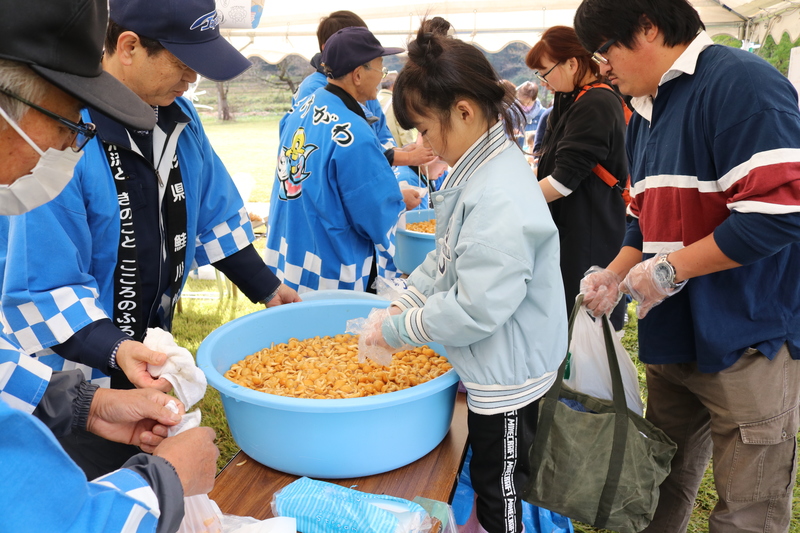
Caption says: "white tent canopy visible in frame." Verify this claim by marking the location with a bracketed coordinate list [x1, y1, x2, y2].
[220, 0, 800, 64]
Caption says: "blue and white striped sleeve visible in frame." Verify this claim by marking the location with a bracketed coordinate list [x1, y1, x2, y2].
[194, 206, 255, 265]
[82, 468, 162, 532]
[0, 401, 166, 533]
[0, 336, 51, 414]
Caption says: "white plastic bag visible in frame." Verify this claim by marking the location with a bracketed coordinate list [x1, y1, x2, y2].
[177, 494, 223, 533]
[176, 496, 296, 533]
[564, 306, 644, 415]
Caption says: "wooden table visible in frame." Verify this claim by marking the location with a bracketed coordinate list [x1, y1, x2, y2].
[210, 392, 469, 520]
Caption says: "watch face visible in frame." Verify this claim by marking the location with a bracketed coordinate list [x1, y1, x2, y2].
[653, 261, 674, 288]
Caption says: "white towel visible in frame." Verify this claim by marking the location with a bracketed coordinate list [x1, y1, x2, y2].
[163, 400, 201, 436]
[145, 327, 207, 410]
[145, 330, 290, 531]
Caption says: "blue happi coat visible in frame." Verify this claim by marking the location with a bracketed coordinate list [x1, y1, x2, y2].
[0, 97, 256, 385]
[265, 85, 405, 293]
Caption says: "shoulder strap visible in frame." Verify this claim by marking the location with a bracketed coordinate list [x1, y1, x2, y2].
[574, 83, 633, 124]
[574, 83, 614, 103]
[575, 84, 632, 201]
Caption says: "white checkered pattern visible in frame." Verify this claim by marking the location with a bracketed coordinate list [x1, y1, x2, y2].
[194, 207, 254, 265]
[4, 286, 107, 355]
[0, 336, 52, 414]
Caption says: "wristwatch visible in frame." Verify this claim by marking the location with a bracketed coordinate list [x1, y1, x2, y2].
[652, 254, 687, 291]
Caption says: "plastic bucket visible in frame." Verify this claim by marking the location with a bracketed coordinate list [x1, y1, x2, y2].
[197, 299, 458, 478]
[395, 209, 436, 275]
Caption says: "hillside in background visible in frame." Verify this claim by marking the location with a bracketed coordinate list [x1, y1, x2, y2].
[194, 41, 536, 118]
[195, 34, 797, 120]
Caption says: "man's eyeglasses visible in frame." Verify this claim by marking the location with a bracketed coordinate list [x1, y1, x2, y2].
[0, 87, 96, 152]
[591, 39, 617, 65]
[362, 64, 389, 79]
[534, 61, 562, 85]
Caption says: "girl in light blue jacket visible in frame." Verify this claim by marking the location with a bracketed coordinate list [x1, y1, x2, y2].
[365, 26, 568, 533]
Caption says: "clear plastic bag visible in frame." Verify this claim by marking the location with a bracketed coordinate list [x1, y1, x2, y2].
[345, 307, 412, 366]
[563, 306, 644, 415]
[412, 497, 458, 533]
[372, 276, 408, 300]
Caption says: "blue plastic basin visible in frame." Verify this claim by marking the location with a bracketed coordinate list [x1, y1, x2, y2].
[197, 299, 458, 479]
[395, 209, 436, 274]
[298, 289, 387, 302]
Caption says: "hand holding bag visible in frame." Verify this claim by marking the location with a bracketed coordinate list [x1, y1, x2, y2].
[523, 296, 677, 533]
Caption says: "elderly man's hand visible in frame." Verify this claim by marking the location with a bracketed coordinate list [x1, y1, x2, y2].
[402, 188, 422, 210]
[86, 388, 184, 453]
[116, 340, 172, 391]
[154, 427, 219, 496]
[397, 142, 437, 167]
[423, 157, 448, 180]
[265, 283, 302, 308]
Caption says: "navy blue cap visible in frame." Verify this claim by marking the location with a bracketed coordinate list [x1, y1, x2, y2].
[110, 0, 253, 82]
[321, 27, 404, 79]
[0, 0, 156, 130]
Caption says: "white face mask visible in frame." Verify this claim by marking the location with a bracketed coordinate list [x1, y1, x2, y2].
[0, 105, 84, 216]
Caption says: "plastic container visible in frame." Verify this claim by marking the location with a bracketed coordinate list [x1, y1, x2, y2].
[298, 289, 387, 302]
[395, 209, 436, 275]
[197, 299, 459, 479]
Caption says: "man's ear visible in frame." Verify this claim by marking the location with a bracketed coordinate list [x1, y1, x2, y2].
[639, 14, 659, 43]
[115, 31, 141, 67]
[351, 66, 364, 87]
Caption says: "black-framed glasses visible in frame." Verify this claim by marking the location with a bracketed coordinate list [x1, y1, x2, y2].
[592, 39, 617, 65]
[0, 87, 96, 152]
[362, 63, 389, 79]
[534, 61, 562, 85]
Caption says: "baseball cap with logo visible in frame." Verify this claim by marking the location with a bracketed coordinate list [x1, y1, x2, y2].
[321, 27, 404, 79]
[0, 0, 156, 130]
[110, 0, 253, 82]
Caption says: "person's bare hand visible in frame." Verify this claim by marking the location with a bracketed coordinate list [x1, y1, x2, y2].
[154, 427, 219, 496]
[86, 388, 183, 453]
[116, 340, 172, 391]
[423, 157, 448, 180]
[265, 283, 302, 308]
[402, 188, 422, 210]
[398, 142, 436, 166]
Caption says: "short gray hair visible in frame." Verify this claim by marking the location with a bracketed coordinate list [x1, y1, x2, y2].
[0, 59, 48, 127]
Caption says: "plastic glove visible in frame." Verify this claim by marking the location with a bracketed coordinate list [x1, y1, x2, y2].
[345, 308, 409, 366]
[579, 266, 623, 318]
[372, 276, 408, 301]
[622, 254, 687, 319]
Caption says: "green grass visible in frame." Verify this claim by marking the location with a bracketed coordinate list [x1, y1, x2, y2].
[174, 116, 800, 532]
[200, 115, 281, 203]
